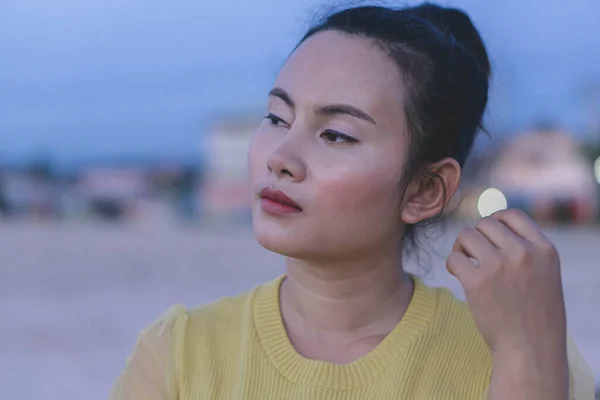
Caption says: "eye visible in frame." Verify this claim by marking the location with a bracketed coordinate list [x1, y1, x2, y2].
[320, 129, 358, 144]
[265, 113, 288, 127]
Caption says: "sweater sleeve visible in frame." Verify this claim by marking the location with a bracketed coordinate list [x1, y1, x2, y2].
[567, 334, 596, 400]
[110, 305, 189, 400]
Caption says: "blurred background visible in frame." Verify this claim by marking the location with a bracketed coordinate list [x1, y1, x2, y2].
[1, 0, 599, 398]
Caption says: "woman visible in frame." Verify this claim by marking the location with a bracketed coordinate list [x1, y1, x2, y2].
[111, 3, 595, 399]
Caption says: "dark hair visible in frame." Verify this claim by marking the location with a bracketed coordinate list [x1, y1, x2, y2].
[298, 2, 491, 254]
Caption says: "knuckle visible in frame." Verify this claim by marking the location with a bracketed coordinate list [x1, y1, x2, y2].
[499, 208, 523, 221]
[470, 271, 490, 292]
[506, 208, 524, 218]
[486, 252, 504, 270]
[538, 238, 556, 253]
[475, 217, 492, 230]
[511, 242, 528, 263]
[492, 208, 507, 217]
[462, 226, 478, 237]
[457, 228, 472, 243]
[446, 255, 461, 276]
[447, 250, 461, 262]
[539, 240, 559, 260]
[445, 252, 457, 267]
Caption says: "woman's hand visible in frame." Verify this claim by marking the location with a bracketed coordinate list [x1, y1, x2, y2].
[447, 209, 569, 400]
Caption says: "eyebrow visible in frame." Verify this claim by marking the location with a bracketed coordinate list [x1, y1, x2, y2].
[268, 87, 295, 109]
[316, 104, 376, 125]
[268, 86, 377, 125]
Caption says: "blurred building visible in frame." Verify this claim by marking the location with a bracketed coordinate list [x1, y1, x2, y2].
[0, 165, 58, 219]
[150, 163, 204, 222]
[74, 166, 151, 220]
[201, 115, 260, 221]
[460, 128, 600, 224]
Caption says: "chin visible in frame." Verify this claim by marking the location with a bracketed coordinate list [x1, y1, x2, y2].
[252, 218, 351, 262]
[251, 211, 315, 260]
[253, 217, 300, 256]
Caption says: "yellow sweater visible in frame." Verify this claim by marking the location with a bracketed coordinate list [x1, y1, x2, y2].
[111, 275, 595, 399]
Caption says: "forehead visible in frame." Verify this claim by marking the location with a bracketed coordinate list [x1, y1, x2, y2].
[275, 30, 405, 118]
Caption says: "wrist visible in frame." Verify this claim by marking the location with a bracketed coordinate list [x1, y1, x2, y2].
[490, 346, 569, 400]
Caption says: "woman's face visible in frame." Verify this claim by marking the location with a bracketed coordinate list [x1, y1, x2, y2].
[248, 31, 412, 261]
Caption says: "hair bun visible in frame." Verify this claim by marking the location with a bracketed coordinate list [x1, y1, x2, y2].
[405, 3, 490, 78]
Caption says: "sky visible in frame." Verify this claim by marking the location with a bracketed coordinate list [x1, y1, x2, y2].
[1, 0, 599, 163]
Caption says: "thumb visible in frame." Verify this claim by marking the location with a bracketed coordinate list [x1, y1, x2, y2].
[446, 250, 476, 286]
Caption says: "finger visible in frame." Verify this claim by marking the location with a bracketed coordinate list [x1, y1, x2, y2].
[475, 216, 522, 250]
[446, 250, 477, 283]
[453, 227, 497, 263]
[490, 209, 547, 243]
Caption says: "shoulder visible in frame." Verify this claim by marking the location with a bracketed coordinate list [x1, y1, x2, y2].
[180, 276, 284, 351]
[184, 284, 260, 336]
[111, 305, 189, 400]
[132, 279, 271, 361]
[143, 304, 190, 340]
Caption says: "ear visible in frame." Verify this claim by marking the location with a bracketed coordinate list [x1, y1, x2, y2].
[400, 158, 461, 224]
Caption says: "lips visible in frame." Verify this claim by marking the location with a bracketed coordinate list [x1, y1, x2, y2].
[259, 187, 302, 212]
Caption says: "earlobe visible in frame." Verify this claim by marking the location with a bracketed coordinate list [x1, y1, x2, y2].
[400, 205, 423, 225]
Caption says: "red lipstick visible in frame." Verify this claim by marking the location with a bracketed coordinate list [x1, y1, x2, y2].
[259, 187, 302, 215]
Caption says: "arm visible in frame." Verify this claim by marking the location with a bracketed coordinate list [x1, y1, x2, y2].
[110, 305, 188, 400]
[487, 348, 569, 400]
[486, 335, 595, 400]
[446, 209, 594, 400]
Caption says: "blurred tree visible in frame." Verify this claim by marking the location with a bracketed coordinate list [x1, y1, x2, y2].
[581, 81, 600, 137]
[579, 81, 600, 161]
[580, 133, 600, 165]
[174, 165, 203, 221]
[27, 154, 56, 182]
[25, 153, 58, 218]
[0, 175, 7, 216]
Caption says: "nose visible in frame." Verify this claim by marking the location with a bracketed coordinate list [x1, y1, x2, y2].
[266, 140, 306, 182]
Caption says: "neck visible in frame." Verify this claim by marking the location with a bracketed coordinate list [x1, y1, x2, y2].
[280, 251, 413, 343]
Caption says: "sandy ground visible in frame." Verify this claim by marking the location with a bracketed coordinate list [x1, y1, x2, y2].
[0, 221, 598, 399]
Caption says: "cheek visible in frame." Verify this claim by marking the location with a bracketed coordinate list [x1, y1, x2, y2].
[305, 160, 403, 253]
[315, 161, 402, 219]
